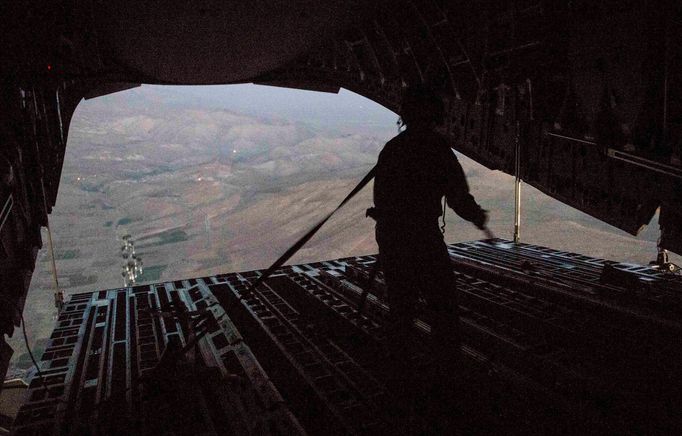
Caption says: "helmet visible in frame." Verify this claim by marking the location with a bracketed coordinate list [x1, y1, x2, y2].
[399, 85, 445, 127]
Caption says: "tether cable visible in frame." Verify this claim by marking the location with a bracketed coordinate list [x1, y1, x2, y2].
[241, 166, 376, 298]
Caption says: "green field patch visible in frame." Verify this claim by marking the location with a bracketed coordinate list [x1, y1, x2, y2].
[117, 217, 133, 226]
[56, 249, 80, 260]
[14, 338, 49, 369]
[80, 183, 104, 193]
[139, 265, 166, 283]
[127, 166, 173, 181]
[65, 272, 98, 287]
[104, 220, 113, 227]
[137, 229, 188, 249]
[160, 229, 188, 244]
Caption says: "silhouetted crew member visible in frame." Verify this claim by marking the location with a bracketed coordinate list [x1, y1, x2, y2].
[369, 86, 487, 365]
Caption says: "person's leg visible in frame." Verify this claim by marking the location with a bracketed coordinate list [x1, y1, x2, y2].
[376, 227, 428, 432]
[379, 257, 427, 433]
[416, 241, 464, 431]
[379, 250, 419, 353]
[421, 241, 461, 358]
[376, 226, 419, 342]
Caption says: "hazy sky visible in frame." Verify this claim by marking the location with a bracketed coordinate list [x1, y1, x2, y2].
[131, 84, 399, 135]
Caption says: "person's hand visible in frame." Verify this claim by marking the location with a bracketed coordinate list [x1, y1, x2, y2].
[482, 227, 495, 239]
[475, 209, 488, 230]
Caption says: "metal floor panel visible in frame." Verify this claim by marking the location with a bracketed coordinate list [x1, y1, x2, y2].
[11, 284, 304, 436]
[11, 240, 682, 435]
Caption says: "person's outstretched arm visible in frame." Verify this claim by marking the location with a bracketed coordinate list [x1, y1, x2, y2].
[444, 150, 487, 229]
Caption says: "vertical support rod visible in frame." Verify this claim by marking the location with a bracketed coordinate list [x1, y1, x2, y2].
[45, 217, 59, 292]
[41, 180, 62, 312]
[55, 88, 65, 144]
[513, 120, 522, 244]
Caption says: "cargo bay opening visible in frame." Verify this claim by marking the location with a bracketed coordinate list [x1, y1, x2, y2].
[6, 83, 679, 379]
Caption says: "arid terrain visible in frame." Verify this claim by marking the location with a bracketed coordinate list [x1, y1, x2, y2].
[7, 85, 677, 373]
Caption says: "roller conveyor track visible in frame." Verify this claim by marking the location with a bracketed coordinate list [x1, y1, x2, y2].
[324, 248, 682, 433]
[209, 274, 391, 435]
[339, 254, 670, 373]
[448, 239, 682, 314]
[11, 284, 307, 436]
[12, 240, 682, 435]
[309, 259, 622, 434]
[447, 241, 682, 357]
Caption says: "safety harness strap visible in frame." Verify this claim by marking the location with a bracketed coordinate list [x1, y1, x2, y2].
[242, 166, 376, 297]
